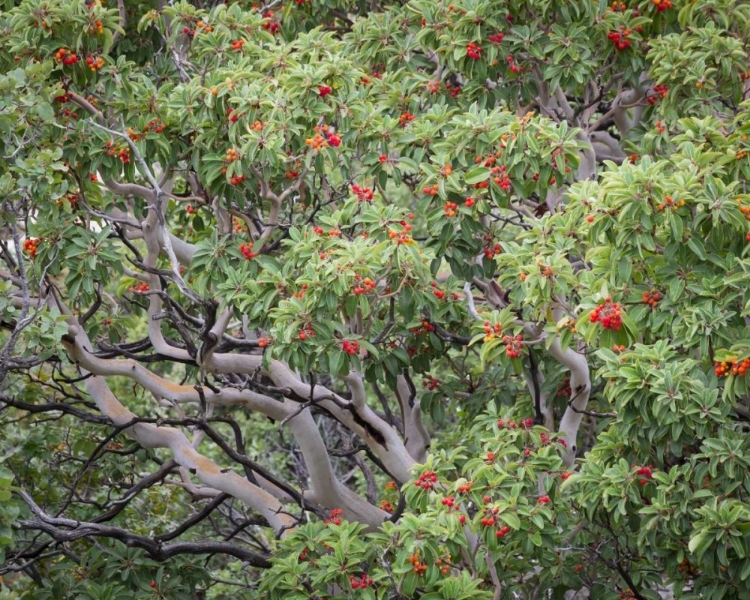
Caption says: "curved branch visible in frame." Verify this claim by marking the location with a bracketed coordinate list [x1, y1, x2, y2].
[16, 490, 270, 567]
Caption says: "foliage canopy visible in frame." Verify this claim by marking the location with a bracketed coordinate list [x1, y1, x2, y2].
[1, 0, 750, 598]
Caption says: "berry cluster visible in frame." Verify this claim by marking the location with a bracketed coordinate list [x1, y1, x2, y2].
[439, 496, 456, 508]
[378, 153, 388, 163]
[298, 323, 315, 341]
[342, 340, 360, 355]
[55, 48, 78, 65]
[387, 227, 413, 244]
[302, 131, 327, 151]
[318, 84, 332, 97]
[715, 357, 750, 378]
[351, 183, 374, 202]
[506, 55, 520, 74]
[635, 465, 654, 485]
[230, 174, 248, 186]
[23, 238, 40, 258]
[380, 499, 394, 513]
[607, 29, 632, 51]
[738, 198, 750, 222]
[537, 495, 551, 504]
[443, 201, 458, 218]
[537, 262, 554, 278]
[647, 85, 668, 105]
[466, 42, 481, 60]
[489, 32, 504, 44]
[503, 334, 524, 358]
[262, 11, 280, 34]
[230, 39, 244, 52]
[642, 290, 660, 308]
[589, 297, 622, 331]
[239, 242, 257, 259]
[352, 275, 376, 295]
[225, 148, 239, 162]
[475, 152, 501, 167]
[495, 525, 511, 539]
[87, 19, 104, 35]
[422, 375, 439, 391]
[482, 320, 502, 342]
[479, 510, 497, 527]
[652, 0, 672, 11]
[226, 108, 240, 123]
[657, 195, 686, 211]
[349, 573, 374, 590]
[145, 119, 166, 134]
[324, 508, 343, 525]
[483, 241, 502, 260]
[429, 281, 449, 300]
[60, 191, 79, 210]
[292, 284, 308, 299]
[435, 554, 452, 575]
[422, 184, 439, 196]
[104, 141, 130, 164]
[129, 283, 150, 293]
[414, 470, 437, 490]
[408, 552, 428, 576]
[195, 20, 213, 33]
[85, 55, 104, 71]
[445, 82, 461, 98]
[411, 320, 436, 335]
[655, 120, 666, 134]
[496, 419, 519, 429]
[399, 112, 415, 127]
[59, 107, 78, 123]
[258, 336, 271, 348]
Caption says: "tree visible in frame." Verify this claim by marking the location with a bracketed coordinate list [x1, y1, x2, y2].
[1, 0, 749, 597]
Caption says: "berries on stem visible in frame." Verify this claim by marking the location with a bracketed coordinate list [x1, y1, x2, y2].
[589, 297, 623, 331]
[503, 334, 524, 359]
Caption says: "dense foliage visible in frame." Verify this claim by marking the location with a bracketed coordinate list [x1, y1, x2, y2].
[1, 0, 750, 598]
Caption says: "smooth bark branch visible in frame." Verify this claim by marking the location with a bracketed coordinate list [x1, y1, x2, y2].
[50, 292, 391, 524]
[395, 374, 429, 463]
[58, 315, 297, 535]
[548, 309, 591, 465]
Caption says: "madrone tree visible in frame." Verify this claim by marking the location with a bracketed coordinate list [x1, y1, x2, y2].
[1, 0, 750, 598]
